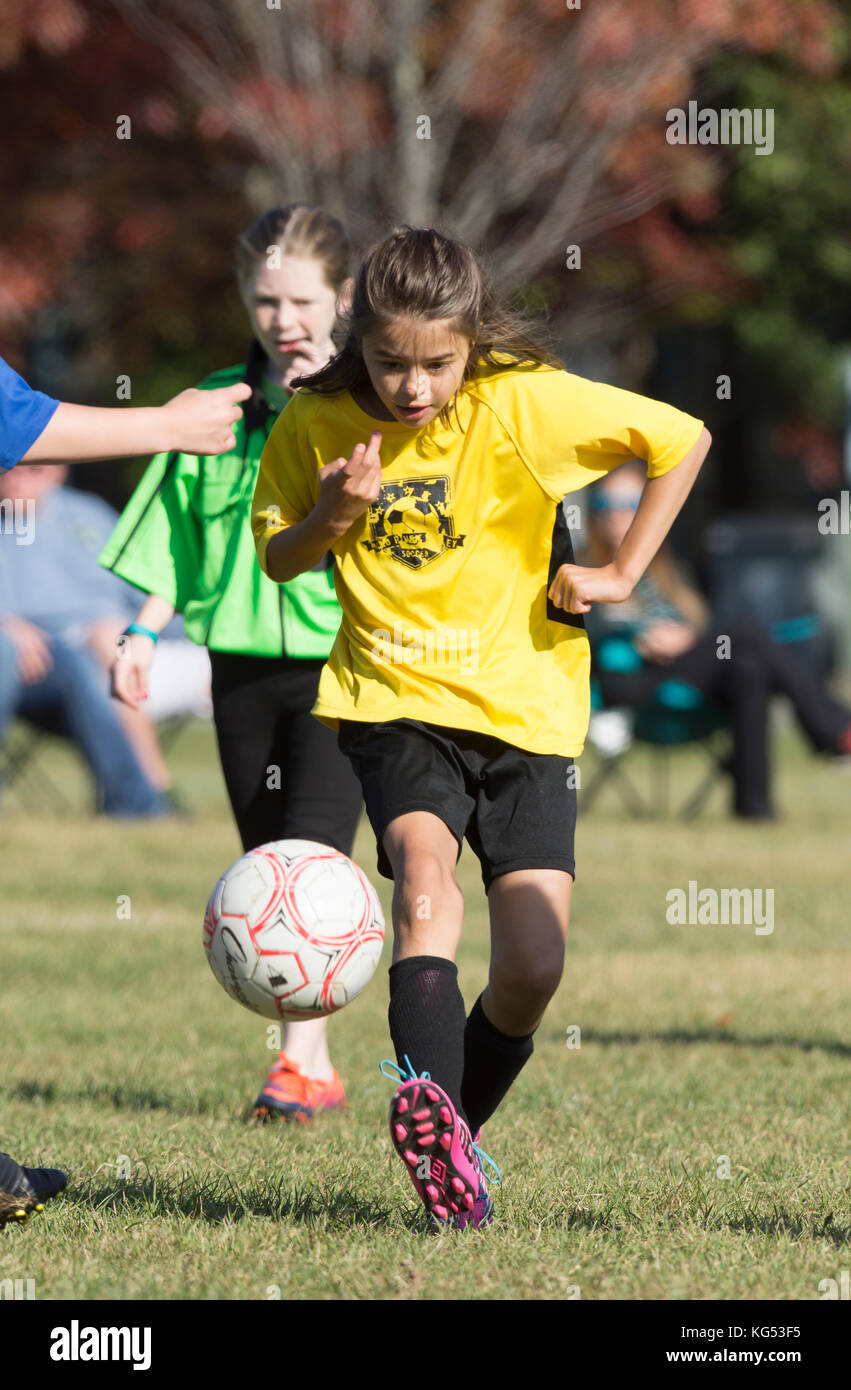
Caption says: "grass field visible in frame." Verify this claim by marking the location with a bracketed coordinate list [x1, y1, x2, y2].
[1, 716, 849, 1301]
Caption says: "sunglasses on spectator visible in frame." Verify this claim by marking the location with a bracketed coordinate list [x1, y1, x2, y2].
[589, 494, 641, 512]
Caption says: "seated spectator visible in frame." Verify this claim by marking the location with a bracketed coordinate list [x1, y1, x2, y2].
[0, 464, 207, 815]
[582, 461, 851, 818]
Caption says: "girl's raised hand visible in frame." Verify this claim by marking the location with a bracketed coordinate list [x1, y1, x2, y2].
[548, 562, 633, 614]
[316, 431, 383, 533]
[282, 339, 332, 394]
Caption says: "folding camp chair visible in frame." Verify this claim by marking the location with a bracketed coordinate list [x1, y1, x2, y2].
[0, 706, 197, 815]
[580, 636, 732, 819]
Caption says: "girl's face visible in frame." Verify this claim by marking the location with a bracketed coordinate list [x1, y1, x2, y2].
[359, 317, 471, 426]
[242, 255, 339, 377]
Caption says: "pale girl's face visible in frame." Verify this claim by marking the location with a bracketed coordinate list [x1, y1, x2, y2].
[241, 256, 339, 380]
[358, 317, 471, 426]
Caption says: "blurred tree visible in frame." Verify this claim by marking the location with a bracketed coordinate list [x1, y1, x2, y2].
[0, 0, 847, 503]
[0, 0, 257, 498]
[706, 42, 851, 430]
[110, 0, 841, 283]
[636, 26, 851, 511]
[108, 0, 849, 431]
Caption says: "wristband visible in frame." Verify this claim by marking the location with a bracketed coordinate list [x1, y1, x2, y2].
[123, 623, 159, 644]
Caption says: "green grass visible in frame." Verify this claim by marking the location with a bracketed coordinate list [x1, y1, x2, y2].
[1, 719, 849, 1299]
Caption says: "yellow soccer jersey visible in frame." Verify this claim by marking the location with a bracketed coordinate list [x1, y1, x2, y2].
[252, 359, 703, 756]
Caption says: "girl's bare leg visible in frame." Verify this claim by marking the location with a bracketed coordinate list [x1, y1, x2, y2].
[280, 1017, 334, 1080]
[484, 869, 573, 1035]
[382, 810, 465, 962]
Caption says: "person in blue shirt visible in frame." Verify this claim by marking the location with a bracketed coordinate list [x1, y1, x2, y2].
[0, 354, 250, 1228]
[0, 462, 179, 806]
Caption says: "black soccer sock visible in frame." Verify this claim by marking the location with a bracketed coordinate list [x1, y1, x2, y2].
[387, 955, 469, 1125]
[460, 993, 535, 1136]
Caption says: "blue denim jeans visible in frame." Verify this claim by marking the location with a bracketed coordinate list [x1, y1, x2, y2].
[0, 630, 165, 816]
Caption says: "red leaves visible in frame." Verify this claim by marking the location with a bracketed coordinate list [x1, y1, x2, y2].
[0, 0, 88, 69]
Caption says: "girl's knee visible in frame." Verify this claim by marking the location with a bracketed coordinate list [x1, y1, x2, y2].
[395, 845, 459, 896]
[491, 948, 565, 1010]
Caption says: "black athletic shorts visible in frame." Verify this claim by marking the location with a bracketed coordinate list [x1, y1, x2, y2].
[337, 717, 577, 892]
[209, 651, 362, 855]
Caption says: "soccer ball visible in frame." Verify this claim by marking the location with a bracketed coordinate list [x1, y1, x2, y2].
[202, 840, 385, 1021]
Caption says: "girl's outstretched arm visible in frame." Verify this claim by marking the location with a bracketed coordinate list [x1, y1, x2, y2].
[549, 426, 711, 615]
[21, 382, 252, 464]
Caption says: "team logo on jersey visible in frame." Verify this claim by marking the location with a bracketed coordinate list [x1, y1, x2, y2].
[361, 476, 465, 570]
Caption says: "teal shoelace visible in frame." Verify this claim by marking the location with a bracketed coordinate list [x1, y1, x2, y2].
[379, 1053, 431, 1084]
[473, 1143, 501, 1185]
[379, 1055, 501, 1184]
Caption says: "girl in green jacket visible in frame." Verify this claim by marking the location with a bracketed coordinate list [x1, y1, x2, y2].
[101, 204, 362, 1123]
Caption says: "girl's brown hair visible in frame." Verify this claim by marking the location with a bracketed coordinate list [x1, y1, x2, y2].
[292, 225, 563, 426]
[235, 203, 351, 297]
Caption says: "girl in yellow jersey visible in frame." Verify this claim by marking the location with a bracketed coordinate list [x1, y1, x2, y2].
[252, 227, 711, 1229]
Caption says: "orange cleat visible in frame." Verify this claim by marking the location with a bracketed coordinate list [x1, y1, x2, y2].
[251, 1052, 346, 1124]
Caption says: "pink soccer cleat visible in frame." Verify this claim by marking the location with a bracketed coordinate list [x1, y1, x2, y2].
[380, 1056, 499, 1230]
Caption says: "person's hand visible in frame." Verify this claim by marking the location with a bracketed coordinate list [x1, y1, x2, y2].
[548, 562, 633, 615]
[281, 338, 334, 394]
[316, 432, 383, 533]
[635, 620, 696, 664]
[0, 615, 53, 684]
[160, 381, 252, 455]
[110, 632, 156, 709]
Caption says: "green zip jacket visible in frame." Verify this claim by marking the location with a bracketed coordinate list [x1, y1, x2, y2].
[99, 351, 342, 657]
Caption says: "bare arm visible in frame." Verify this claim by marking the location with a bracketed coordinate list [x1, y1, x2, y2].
[110, 593, 176, 710]
[21, 382, 252, 464]
[265, 510, 351, 584]
[261, 431, 383, 584]
[131, 593, 177, 635]
[610, 428, 711, 590]
[549, 427, 711, 614]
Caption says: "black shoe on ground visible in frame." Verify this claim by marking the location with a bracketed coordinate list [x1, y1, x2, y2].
[0, 1152, 68, 1228]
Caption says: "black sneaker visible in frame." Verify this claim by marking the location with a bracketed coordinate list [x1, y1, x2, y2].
[0, 1151, 67, 1228]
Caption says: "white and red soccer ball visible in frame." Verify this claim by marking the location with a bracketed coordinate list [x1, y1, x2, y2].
[203, 840, 385, 1021]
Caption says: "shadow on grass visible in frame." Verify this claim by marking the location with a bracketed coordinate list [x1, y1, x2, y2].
[543, 1207, 850, 1246]
[577, 1029, 851, 1059]
[13, 1078, 231, 1117]
[719, 1213, 850, 1247]
[68, 1175, 408, 1232]
[69, 1179, 850, 1248]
